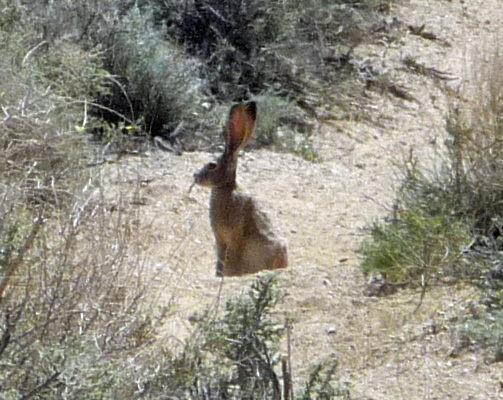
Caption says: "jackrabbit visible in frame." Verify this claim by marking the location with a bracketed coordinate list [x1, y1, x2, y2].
[192, 101, 288, 277]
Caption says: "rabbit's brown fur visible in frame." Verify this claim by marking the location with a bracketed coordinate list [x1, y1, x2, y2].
[193, 102, 288, 277]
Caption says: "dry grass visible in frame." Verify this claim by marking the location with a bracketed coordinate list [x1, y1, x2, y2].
[0, 12, 166, 397]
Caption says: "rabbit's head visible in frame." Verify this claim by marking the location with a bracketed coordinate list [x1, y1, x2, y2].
[193, 102, 257, 190]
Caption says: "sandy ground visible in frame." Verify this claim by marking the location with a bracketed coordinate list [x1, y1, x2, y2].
[102, 1, 503, 398]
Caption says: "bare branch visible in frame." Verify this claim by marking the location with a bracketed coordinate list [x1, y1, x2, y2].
[0, 209, 44, 303]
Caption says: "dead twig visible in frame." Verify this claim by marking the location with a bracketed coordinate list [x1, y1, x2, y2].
[402, 56, 456, 81]
[0, 208, 44, 303]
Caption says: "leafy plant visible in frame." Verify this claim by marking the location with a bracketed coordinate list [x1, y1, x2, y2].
[301, 360, 351, 400]
[141, 273, 285, 399]
[360, 161, 471, 286]
[457, 309, 503, 363]
[99, 7, 207, 136]
[361, 43, 503, 289]
[139, 273, 349, 399]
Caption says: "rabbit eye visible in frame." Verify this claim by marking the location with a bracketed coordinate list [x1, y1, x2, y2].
[207, 162, 218, 171]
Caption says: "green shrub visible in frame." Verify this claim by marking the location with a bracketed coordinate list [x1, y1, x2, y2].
[361, 203, 470, 286]
[140, 273, 285, 399]
[361, 44, 503, 290]
[360, 157, 471, 286]
[139, 273, 349, 399]
[457, 309, 503, 363]
[99, 7, 207, 136]
[15, 1, 206, 141]
[359, 43, 503, 360]
[301, 360, 351, 400]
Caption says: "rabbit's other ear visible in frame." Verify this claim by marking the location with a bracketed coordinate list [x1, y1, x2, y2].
[225, 102, 257, 156]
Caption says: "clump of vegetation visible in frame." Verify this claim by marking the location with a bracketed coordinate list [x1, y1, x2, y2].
[97, 7, 207, 139]
[361, 45, 503, 289]
[0, 200, 161, 399]
[360, 44, 503, 357]
[360, 188, 471, 287]
[0, 3, 162, 397]
[153, 0, 380, 102]
[457, 309, 503, 363]
[13, 0, 387, 155]
[359, 145, 476, 286]
[152, 0, 287, 101]
[137, 273, 349, 400]
[141, 273, 285, 399]
[0, 3, 107, 211]
[300, 360, 351, 400]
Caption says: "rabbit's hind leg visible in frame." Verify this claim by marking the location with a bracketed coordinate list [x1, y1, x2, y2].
[221, 245, 246, 277]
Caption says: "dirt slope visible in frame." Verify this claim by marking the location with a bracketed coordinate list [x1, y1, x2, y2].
[104, 1, 503, 398]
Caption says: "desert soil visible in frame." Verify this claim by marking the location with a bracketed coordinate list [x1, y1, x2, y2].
[104, 1, 503, 398]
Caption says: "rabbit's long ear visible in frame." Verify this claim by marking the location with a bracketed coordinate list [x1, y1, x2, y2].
[224, 102, 257, 156]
